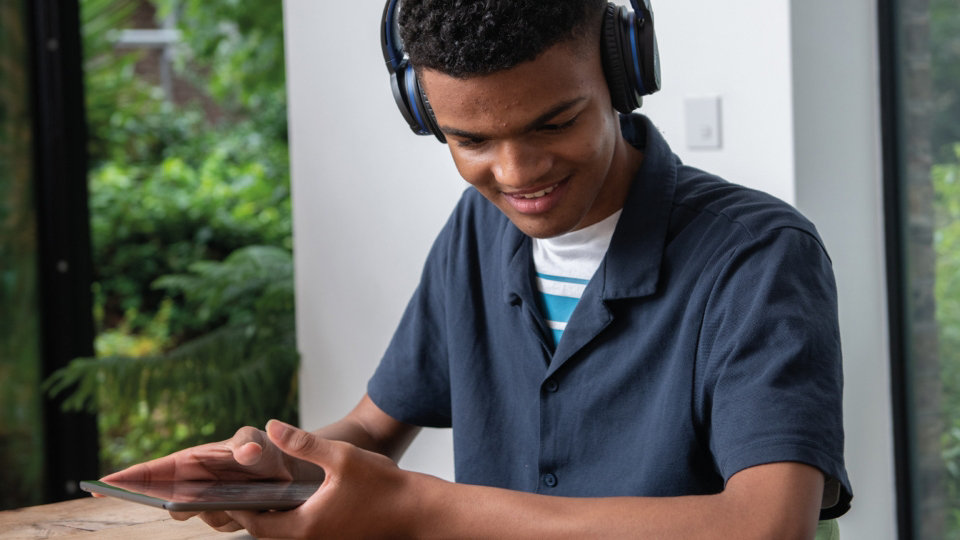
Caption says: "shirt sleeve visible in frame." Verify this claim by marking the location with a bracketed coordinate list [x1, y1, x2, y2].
[366, 209, 456, 429]
[697, 226, 852, 519]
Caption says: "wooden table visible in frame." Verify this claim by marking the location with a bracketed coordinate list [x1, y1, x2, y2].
[0, 496, 253, 539]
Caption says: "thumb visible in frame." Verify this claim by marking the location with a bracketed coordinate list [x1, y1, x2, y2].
[266, 419, 334, 466]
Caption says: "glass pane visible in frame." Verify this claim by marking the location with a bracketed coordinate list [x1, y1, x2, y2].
[895, 0, 960, 536]
[0, 0, 45, 510]
[72, 0, 296, 474]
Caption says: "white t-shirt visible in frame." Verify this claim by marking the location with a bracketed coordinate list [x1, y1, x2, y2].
[531, 210, 622, 346]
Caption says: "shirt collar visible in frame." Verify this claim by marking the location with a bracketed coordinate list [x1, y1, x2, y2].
[599, 113, 678, 299]
[501, 113, 678, 304]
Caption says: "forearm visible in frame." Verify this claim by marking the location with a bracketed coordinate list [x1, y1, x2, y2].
[311, 394, 420, 459]
[223, 424, 824, 539]
[290, 395, 420, 480]
[310, 416, 415, 459]
[404, 463, 822, 540]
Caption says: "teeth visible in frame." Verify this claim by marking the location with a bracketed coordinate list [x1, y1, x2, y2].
[519, 184, 557, 199]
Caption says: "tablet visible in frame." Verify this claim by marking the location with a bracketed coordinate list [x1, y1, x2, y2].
[80, 479, 321, 511]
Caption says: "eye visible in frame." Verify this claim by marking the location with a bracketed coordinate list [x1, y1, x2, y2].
[540, 115, 579, 133]
[455, 136, 487, 149]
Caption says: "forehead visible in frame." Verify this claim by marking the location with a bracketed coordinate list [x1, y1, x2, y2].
[419, 41, 604, 126]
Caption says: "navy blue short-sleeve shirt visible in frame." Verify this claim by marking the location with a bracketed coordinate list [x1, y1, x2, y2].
[368, 114, 852, 519]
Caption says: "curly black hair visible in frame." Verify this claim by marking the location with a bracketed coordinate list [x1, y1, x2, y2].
[398, 0, 607, 78]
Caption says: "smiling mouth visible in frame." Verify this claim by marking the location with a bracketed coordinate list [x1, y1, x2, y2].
[506, 181, 563, 200]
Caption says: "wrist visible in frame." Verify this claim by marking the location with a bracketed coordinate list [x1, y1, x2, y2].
[398, 471, 449, 538]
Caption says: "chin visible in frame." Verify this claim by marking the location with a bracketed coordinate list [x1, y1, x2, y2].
[513, 218, 578, 239]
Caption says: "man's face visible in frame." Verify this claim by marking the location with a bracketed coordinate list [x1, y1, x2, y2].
[420, 40, 638, 239]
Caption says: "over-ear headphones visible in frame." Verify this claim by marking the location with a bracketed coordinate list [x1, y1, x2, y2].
[380, 0, 661, 144]
[601, 0, 661, 113]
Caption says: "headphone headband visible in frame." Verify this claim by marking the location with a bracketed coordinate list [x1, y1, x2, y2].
[381, 0, 661, 141]
[381, 0, 446, 141]
[381, 0, 403, 69]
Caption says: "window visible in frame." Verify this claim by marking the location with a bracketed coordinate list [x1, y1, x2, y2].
[883, 0, 960, 536]
[65, 0, 297, 474]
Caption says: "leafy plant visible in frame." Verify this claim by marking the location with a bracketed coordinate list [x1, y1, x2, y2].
[79, 0, 292, 339]
[46, 246, 299, 472]
[152, 0, 288, 134]
[46, 0, 297, 472]
[936, 143, 960, 536]
[81, 0, 173, 167]
[932, 0, 960, 162]
[88, 124, 292, 335]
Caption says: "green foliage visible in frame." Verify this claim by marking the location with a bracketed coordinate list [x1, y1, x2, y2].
[79, 0, 293, 337]
[81, 0, 168, 167]
[46, 246, 298, 472]
[153, 0, 287, 137]
[932, 0, 960, 162]
[937, 144, 960, 535]
[47, 0, 297, 472]
[89, 119, 292, 335]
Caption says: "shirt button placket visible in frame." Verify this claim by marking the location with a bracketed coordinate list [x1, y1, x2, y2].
[542, 472, 558, 488]
[540, 377, 560, 491]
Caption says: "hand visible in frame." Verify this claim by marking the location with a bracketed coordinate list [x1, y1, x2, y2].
[100, 425, 321, 532]
[225, 420, 419, 539]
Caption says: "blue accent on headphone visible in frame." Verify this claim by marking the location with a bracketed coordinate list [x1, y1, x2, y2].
[628, 22, 646, 96]
[404, 66, 426, 133]
[384, 0, 403, 68]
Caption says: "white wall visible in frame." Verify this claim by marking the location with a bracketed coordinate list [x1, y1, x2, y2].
[284, 0, 895, 535]
[638, 0, 797, 204]
[790, 1, 896, 538]
[282, 0, 461, 479]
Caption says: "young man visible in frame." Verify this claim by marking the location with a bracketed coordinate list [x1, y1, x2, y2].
[104, 1, 852, 537]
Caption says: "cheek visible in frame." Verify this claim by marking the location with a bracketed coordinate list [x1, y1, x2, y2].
[449, 151, 491, 189]
[559, 129, 610, 172]
[574, 114, 617, 170]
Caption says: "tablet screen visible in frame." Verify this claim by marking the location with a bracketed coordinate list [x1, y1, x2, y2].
[80, 479, 321, 511]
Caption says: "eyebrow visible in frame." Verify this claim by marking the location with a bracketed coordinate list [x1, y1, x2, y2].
[439, 97, 587, 140]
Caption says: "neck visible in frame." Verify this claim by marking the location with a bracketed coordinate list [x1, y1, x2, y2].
[578, 129, 644, 230]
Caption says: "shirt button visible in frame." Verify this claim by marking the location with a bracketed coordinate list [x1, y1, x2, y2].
[542, 473, 558, 487]
[544, 378, 559, 393]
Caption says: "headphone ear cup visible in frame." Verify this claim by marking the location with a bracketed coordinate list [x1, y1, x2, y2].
[394, 64, 446, 143]
[601, 1, 661, 113]
[382, 0, 446, 143]
[414, 77, 446, 143]
[601, 3, 641, 113]
[636, 2, 662, 95]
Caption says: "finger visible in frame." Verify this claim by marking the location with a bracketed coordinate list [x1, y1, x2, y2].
[232, 441, 264, 466]
[169, 511, 198, 521]
[99, 444, 232, 483]
[214, 521, 244, 533]
[266, 420, 336, 467]
[101, 457, 176, 483]
[103, 444, 239, 483]
[198, 511, 243, 531]
[226, 509, 301, 539]
[222, 426, 270, 467]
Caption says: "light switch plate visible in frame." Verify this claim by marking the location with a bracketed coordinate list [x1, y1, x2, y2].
[685, 96, 722, 150]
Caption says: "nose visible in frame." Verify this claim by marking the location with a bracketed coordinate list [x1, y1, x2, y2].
[490, 139, 552, 188]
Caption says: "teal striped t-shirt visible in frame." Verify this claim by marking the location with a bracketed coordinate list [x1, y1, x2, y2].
[532, 210, 622, 347]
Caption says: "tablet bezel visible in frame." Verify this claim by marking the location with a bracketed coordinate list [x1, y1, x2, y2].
[79, 479, 320, 511]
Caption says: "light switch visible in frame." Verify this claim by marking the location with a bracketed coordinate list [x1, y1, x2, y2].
[685, 96, 722, 150]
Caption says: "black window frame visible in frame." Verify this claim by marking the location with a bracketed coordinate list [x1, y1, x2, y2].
[27, 0, 99, 503]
